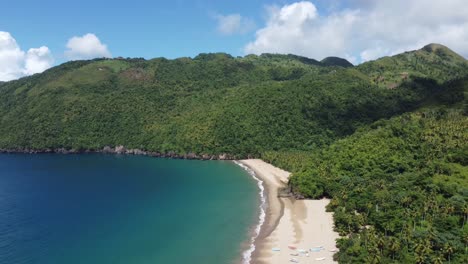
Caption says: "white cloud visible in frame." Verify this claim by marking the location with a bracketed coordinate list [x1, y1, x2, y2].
[216, 14, 255, 35]
[24, 46, 54, 76]
[65, 33, 111, 60]
[0, 31, 53, 81]
[245, 0, 468, 62]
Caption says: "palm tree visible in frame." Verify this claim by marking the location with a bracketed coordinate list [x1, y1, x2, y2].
[462, 204, 468, 228]
[422, 238, 432, 256]
[415, 240, 425, 254]
[401, 226, 412, 254]
[411, 210, 420, 231]
[366, 202, 373, 216]
[414, 252, 425, 264]
[443, 243, 454, 263]
[366, 252, 381, 264]
[423, 200, 430, 221]
[432, 254, 444, 264]
[376, 235, 386, 256]
[414, 238, 432, 263]
[426, 225, 436, 241]
[388, 237, 401, 261]
[445, 203, 455, 216]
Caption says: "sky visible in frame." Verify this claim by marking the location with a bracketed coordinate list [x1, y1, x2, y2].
[1, 0, 468, 81]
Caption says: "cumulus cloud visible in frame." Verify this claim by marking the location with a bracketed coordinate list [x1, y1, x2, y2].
[24, 46, 54, 76]
[216, 14, 255, 35]
[0, 31, 53, 81]
[65, 33, 111, 60]
[245, 0, 468, 62]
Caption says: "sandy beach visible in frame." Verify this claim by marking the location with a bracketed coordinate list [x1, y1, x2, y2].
[238, 159, 339, 264]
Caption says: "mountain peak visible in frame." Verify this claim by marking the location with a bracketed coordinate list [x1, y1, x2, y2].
[321, 57, 354, 68]
[421, 43, 466, 61]
[422, 43, 450, 53]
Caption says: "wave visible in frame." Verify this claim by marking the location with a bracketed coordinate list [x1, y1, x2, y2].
[233, 161, 266, 264]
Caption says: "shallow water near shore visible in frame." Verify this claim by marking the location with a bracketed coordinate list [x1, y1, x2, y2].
[0, 154, 259, 264]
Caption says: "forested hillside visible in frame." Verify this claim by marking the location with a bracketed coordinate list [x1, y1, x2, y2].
[266, 87, 467, 262]
[0, 44, 467, 262]
[262, 58, 468, 262]
[0, 44, 465, 157]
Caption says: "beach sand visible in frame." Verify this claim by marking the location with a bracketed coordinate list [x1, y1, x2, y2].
[239, 159, 339, 264]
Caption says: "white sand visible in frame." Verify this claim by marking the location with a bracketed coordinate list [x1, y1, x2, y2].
[238, 159, 339, 264]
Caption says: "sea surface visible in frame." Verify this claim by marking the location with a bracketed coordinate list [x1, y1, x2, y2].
[0, 154, 260, 264]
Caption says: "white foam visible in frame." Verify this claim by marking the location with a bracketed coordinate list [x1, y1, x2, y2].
[234, 161, 266, 264]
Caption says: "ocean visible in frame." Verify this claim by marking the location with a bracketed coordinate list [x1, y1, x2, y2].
[0, 154, 260, 264]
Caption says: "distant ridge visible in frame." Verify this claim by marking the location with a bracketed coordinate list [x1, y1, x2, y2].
[257, 53, 323, 66]
[321, 56, 353, 68]
[257, 54, 353, 67]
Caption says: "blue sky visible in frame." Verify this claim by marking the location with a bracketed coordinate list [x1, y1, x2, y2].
[2, 0, 312, 60]
[1, 0, 467, 81]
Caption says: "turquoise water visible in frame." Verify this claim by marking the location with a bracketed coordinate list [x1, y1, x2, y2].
[0, 154, 259, 264]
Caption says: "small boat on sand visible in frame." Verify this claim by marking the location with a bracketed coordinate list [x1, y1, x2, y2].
[290, 258, 299, 263]
[288, 245, 297, 250]
[271, 247, 281, 251]
[315, 257, 326, 261]
[329, 248, 338, 252]
[290, 253, 299, 256]
[298, 249, 307, 253]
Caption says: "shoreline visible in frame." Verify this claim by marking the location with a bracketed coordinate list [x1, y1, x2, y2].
[233, 161, 266, 264]
[0, 146, 238, 160]
[237, 159, 339, 264]
[2, 151, 339, 263]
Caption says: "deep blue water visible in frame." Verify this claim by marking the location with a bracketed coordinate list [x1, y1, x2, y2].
[0, 154, 259, 264]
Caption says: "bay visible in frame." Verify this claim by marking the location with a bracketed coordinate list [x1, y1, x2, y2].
[0, 154, 259, 264]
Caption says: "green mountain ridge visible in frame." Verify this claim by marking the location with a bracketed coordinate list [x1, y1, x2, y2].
[0, 43, 467, 263]
[1, 44, 465, 156]
[321, 56, 354, 67]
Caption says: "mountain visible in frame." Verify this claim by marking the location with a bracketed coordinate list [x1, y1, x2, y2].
[0, 43, 467, 263]
[261, 46, 467, 263]
[0, 44, 466, 157]
[264, 80, 467, 262]
[357, 43, 467, 89]
[321, 56, 354, 67]
[422, 43, 467, 62]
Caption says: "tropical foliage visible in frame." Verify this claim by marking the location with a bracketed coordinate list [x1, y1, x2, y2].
[265, 77, 468, 263]
[0, 43, 467, 263]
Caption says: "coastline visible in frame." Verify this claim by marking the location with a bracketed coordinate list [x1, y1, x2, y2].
[2, 150, 339, 263]
[0, 146, 237, 160]
[237, 159, 339, 264]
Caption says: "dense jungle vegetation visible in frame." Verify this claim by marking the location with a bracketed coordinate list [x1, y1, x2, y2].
[0, 43, 467, 262]
[264, 86, 467, 263]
